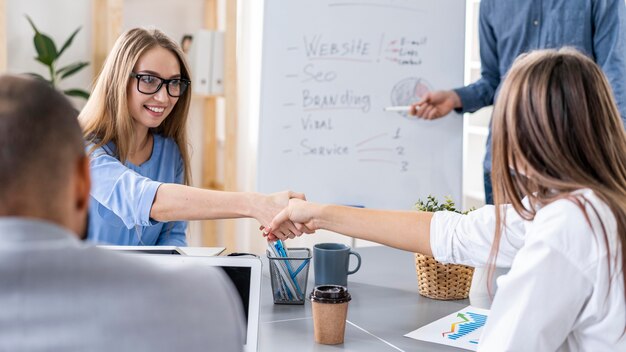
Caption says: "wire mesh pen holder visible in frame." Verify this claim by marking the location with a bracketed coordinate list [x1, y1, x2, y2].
[267, 247, 311, 305]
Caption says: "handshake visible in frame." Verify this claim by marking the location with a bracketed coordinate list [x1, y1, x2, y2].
[255, 190, 322, 242]
[252, 188, 434, 257]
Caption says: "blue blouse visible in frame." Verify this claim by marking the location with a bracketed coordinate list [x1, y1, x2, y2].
[86, 133, 187, 246]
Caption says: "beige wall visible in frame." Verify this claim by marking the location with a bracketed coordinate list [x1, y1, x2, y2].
[6, 0, 93, 102]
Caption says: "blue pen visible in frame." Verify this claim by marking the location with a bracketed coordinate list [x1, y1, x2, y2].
[291, 258, 310, 279]
[274, 241, 303, 298]
[275, 240, 288, 257]
[269, 241, 294, 300]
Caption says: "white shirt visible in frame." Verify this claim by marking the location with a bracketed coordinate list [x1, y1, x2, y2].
[430, 189, 625, 351]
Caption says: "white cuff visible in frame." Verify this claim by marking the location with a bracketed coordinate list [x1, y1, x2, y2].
[429, 211, 464, 263]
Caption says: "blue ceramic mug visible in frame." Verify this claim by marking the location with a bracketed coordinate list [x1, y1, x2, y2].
[313, 243, 362, 287]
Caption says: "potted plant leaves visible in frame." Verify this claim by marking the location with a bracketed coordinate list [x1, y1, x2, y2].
[25, 15, 90, 99]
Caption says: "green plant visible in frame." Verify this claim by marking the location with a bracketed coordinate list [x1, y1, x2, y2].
[415, 195, 474, 214]
[26, 15, 90, 99]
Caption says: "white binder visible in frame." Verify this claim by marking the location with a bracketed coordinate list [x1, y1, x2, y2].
[188, 30, 225, 95]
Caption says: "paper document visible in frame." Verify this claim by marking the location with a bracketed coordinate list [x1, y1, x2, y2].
[99, 245, 225, 257]
[176, 247, 225, 256]
[405, 306, 489, 351]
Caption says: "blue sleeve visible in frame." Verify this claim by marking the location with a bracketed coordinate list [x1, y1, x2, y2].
[89, 147, 162, 229]
[156, 221, 187, 246]
[156, 149, 187, 246]
[593, 0, 626, 123]
[453, 0, 500, 114]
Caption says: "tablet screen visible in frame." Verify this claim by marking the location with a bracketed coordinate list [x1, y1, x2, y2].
[221, 266, 251, 331]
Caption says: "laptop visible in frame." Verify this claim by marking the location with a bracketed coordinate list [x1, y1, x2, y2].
[123, 252, 261, 352]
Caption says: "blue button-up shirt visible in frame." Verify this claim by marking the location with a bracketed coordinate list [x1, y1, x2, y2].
[454, 0, 626, 171]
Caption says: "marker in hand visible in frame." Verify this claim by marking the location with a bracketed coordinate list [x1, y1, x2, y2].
[383, 106, 412, 112]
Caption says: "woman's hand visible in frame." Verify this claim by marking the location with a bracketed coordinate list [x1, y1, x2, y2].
[252, 190, 311, 240]
[264, 199, 321, 241]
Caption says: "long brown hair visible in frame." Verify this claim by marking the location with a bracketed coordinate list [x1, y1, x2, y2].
[490, 48, 626, 299]
[79, 27, 192, 184]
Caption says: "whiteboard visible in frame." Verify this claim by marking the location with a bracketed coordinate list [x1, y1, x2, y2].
[258, 0, 465, 210]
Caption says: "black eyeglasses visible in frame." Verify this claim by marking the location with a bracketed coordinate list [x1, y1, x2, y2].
[130, 73, 191, 97]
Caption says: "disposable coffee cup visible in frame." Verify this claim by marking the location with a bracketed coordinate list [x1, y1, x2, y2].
[310, 285, 351, 345]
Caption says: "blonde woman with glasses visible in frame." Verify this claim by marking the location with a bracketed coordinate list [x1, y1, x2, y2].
[80, 28, 304, 246]
[269, 48, 625, 351]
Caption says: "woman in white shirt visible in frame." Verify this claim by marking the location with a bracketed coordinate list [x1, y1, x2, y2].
[267, 48, 626, 351]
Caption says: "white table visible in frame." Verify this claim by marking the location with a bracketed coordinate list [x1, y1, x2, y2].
[259, 246, 476, 351]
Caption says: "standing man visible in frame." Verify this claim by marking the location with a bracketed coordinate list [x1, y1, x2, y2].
[411, 0, 626, 204]
[0, 75, 244, 351]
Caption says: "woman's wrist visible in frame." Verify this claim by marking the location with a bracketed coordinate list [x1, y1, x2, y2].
[311, 203, 332, 231]
[242, 192, 260, 219]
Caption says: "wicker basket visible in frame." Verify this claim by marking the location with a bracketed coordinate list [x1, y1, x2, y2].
[415, 253, 474, 300]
